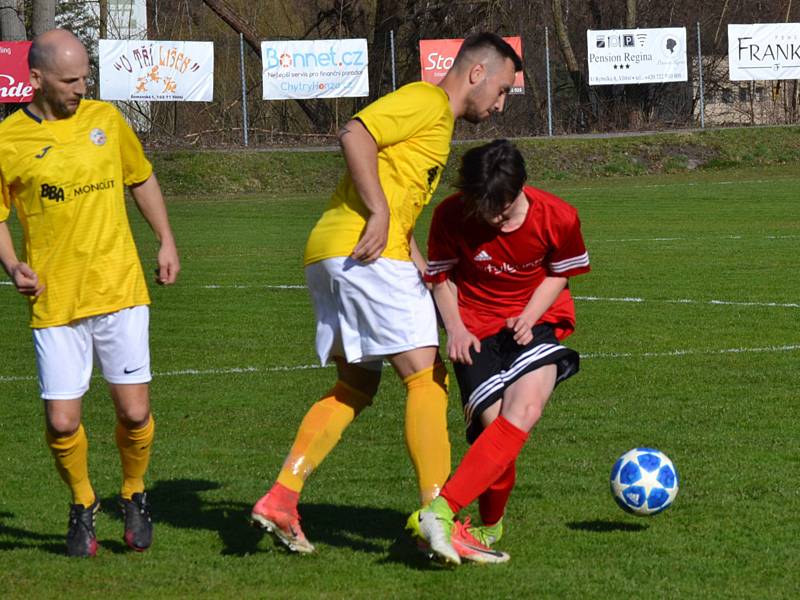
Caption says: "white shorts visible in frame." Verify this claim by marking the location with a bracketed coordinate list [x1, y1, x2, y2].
[305, 257, 439, 367]
[33, 305, 151, 400]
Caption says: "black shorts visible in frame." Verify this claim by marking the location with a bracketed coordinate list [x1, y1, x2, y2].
[453, 323, 580, 443]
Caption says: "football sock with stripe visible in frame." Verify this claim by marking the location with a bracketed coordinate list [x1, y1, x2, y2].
[116, 416, 155, 500]
[46, 423, 95, 507]
[403, 362, 452, 504]
[276, 380, 372, 493]
[478, 460, 516, 526]
[441, 415, 528, 514]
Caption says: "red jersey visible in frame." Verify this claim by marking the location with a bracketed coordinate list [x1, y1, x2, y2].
[425, 185, 590, 341]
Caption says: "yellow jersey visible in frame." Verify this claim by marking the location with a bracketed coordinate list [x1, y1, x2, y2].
[0, 100, 153, 328]
[304, 82, 454, 265]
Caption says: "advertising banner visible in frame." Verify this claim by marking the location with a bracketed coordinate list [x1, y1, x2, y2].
[99, 40, 214, 101]
[419, 37, 524, 94]
[0, 41, 33, 103]
[729, 23, 800, 81]
[261, 39, 369, 100]
[587, 28, 687, 86]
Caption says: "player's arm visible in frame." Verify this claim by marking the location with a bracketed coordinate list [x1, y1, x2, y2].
[409, 234, 427, 276]
[338, 119, 389, 263]
[506, 276, 568, 345]
[432, 279, 481, 364]
[0, 221, 44, 296]
[129, 174, 180, 285]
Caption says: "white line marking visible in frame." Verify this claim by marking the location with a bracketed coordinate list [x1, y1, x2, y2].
[2, 345, 799, 382]
[0, 281, 12, 286]
[575, 296, 800, 309]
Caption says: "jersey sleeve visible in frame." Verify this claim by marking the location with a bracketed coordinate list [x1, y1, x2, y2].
[354, 84, 445, 148]
[0, 163, 10, 222]
[115, 108, 153, 186]
[424, 200, 459, 284]
[546, 209, 591, 278]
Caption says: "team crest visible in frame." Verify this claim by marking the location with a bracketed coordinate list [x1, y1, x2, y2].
[89, 128, 107, 146]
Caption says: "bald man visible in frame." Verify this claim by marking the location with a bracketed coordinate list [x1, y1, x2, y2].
[250, 32, 522, 559]
[0, 29, 180, 557]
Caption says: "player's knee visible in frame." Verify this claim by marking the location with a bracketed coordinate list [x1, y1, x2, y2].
[331, 380, 374, 415]
[46, 414, 80, 437]
[116, 406, 151, 429]
[404, 361, 449, 394]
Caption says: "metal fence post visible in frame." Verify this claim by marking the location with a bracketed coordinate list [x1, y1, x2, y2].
[390, 29, 397, 91]
[239, 32, 249, 146]
[545, 26, 554, 137]
[696, 22, 705, 129]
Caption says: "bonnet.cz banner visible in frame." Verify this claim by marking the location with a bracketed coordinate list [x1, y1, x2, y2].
[419, 37, 524, 94]
[262, 39, 369, 100]
[99, 40, 214, 101]
[587, 28, 687, 85]
[729, 23, 800, 81]
[0, 41, 33, 103]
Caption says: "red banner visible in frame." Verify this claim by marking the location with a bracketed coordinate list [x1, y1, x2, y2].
[419, 37, 524, 94]
[0, 41, 33, 103]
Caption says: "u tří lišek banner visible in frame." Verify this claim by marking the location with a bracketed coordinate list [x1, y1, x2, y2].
[729, 23, 800, 81]
[0, 41, 33, 103]
[587, 28, 687, 86]
[99, 40, 214, 101]
[261, 39, 369, 100]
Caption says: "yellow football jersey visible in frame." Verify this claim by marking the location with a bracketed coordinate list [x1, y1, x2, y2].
[304, 82, 454, 265]
[0, 100, 153, 328]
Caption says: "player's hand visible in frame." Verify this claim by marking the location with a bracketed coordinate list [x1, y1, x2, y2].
[351, 210, 389, 263]
[11, 262, 44, 297]
[506, 314, 535, 345]
[447, 326, 481, 364]
[155, 241, 180, 285]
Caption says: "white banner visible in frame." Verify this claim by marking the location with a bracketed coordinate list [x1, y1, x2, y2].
[729, 23, 800, 81]
[587, 28, 687, 86]
[262, 39, 368, 99]
[99, 40, 214, 101]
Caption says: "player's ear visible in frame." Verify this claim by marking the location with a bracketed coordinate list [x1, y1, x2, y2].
[29, 68, 43, 91]
[468, 62, 485, 85]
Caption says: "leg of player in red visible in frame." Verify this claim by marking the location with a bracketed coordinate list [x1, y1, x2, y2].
[409, 363, 557, 564]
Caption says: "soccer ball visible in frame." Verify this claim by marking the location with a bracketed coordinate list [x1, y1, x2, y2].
[610, 447, 679, 516]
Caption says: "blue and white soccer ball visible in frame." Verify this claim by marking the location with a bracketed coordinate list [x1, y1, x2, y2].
[610, 447, 679, 516]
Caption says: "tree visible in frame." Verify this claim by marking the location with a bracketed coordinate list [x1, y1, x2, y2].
[31, 0, 54, 36]
[0, 0, 26, 40]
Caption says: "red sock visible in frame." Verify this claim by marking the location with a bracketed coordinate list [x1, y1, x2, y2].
[478, 461, 516, 525]
[441, 415, 528, 514]
[269, 482, 299, 512]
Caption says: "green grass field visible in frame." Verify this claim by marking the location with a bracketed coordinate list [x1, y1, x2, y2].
[1, 165, 798, 598]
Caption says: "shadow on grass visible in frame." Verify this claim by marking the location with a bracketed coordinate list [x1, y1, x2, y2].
[566, 520, 648, 532]
[0, 511, 63, 555]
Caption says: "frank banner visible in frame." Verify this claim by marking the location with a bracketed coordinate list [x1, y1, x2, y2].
[0, 41, 33, 103]
[729, 23, 800, 81]
[99, 40, 214, 101]
[587, 28, 687, 85]
[261, 39, 369, 99]
[419, 37, 524, 94]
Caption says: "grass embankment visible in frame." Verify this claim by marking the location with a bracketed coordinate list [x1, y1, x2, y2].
[149, 125, 800, 197]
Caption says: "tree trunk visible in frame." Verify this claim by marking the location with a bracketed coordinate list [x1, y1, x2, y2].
[551, 0, 592, 129]
[626, 0, 636, 29]
[369, 0, 403, 101]
[32, 0, 56, 36]
[0, 0, 26, 40]
[625, 0, 644, 129]
[200, 0, 332, 132]
[99, 0, 108, 39]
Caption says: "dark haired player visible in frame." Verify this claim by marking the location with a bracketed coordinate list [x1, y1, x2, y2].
[407, 139, 590, 564]
[250, 34, 522, 556]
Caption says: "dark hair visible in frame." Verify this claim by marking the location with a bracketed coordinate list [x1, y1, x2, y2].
[453, 32, 523, 73]
[457, 139, 527, 223]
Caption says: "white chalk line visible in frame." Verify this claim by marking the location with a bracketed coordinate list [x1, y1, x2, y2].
[2, 344, 799, 383]
[199, 285, 800, 310]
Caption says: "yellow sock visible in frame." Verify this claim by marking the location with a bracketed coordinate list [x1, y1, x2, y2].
[277, 381, 372, 493]
[116, 416, 155, 500]
[404, 362, 452, 504]
[46, 424, 95, 507]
